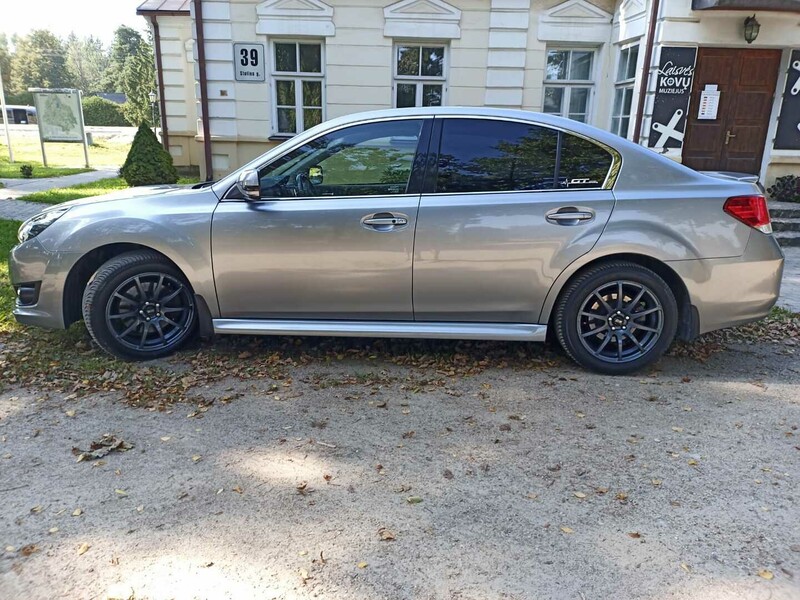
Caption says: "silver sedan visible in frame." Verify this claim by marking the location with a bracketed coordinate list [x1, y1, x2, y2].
[9, 108, 784, 374]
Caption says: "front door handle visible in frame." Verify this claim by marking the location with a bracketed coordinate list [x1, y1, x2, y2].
[725, 130, 736, 145]
[546, 207, 595, 225]
[361, 212, 409, 231]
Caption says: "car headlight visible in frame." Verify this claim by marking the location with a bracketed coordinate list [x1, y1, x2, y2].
[17, 206, 71, 243]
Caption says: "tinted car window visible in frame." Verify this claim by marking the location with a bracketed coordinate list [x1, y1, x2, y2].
[258, 119, 423, 198]
[436, 119, 559, 193]
[559, 133, 612, 189]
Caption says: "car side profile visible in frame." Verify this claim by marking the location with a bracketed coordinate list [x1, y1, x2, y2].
[9, 107, 784, 374]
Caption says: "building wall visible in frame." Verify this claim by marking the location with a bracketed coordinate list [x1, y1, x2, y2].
[149, 15, 202, 171]
[151, 0, 800, 186]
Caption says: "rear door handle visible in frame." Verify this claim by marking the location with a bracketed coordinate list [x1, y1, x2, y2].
[361, 212, 409, 231]
[546, 208, 595, 225]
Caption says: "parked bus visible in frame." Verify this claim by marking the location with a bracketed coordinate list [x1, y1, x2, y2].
[1, 105, 37, 125]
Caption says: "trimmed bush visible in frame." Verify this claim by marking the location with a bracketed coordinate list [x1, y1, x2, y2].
[20, 164, 34, 179]
[82, 96, 131, 127]
[119, 123, 178, 187]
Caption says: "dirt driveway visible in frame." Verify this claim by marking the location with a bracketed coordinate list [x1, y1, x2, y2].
[1, 335, 799, 600]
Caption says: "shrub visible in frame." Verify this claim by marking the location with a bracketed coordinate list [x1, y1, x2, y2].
[20, 164, 33, 179]
[767, 175, 800, 203]
[82, 96, 131, 127]
[119, 123, 178, 187]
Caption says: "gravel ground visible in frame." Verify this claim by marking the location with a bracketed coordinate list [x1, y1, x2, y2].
[0, 339, 799, 600]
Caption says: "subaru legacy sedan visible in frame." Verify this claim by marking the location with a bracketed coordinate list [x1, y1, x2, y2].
[10, 108, 784, 374]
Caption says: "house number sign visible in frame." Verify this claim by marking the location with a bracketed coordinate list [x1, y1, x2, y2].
[234, 43, 266, 82]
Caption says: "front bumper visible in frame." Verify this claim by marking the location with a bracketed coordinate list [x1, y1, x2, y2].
[668, 231, 785, 335]
[9, 237, 81, 330]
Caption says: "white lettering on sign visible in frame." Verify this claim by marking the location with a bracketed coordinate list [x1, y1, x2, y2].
[657, 61, 695, 92]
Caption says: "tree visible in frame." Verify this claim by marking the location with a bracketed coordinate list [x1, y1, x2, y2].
[120, 123, 178, 186]
[105, 26, 145, 92]
[9, 30, 74, 94]
[0, 34, 11, 96]
[66, 34, 109, 95]
[82, 96, 130, 126]
[119, 38, 157, 127]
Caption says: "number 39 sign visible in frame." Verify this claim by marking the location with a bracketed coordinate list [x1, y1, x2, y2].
[233, 43, 265, 82]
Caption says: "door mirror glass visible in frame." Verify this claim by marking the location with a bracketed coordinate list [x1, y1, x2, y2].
[308, 165, 324, 186]
[236, 169, 260, 200]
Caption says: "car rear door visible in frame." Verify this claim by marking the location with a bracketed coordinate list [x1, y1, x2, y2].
[413, 116, 617, 323]
[212, 117, 431, 320]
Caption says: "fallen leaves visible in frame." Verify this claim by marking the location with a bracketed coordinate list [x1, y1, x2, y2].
[560, 526, 574, 534]
[20, 544, 39, 556]
[628, 532, 641, 539]
[72, 434, 133, 463]
[357, 561, 368, 569]
[72, 508, 83, 517]
[378, 527, 396, 541]
[573, 492, 587, 499]
[406, 496, 423, 504]
[191, 455, 202, 463]
[680, 562, 692, 573]
[232, 485, 244, 494]
[76, 542, 90, 556]
[115, 489, 128, 497]
[757, 569, 774, 580]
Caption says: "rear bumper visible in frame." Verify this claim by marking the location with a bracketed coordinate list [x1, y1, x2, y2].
[668, 231, 784, 335]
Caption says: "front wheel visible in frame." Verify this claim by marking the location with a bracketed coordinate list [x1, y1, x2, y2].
[554, 262, 678, 375]
[82, 251, 197, 360]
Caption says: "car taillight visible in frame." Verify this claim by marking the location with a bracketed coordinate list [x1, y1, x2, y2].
[723, 195, 772, 234]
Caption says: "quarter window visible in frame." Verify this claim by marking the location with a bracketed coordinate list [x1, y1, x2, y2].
[435, 118, 613, 194]
[258, 119, 424, 198]
[611, 44, 639, 138]
[272, 41, 324, 135]
[543, 49, 595, 123]
[394, 44, 446, 108]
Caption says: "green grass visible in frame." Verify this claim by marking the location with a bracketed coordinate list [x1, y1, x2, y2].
[0, 158, 90, 179]
[0, 219, 21, 333]
[19, 177, 129, 204]
[0, 132, 131, 175]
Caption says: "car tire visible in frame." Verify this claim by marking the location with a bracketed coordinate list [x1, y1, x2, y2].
[82, 251, 197, 361]
[554, 262, 678, 375]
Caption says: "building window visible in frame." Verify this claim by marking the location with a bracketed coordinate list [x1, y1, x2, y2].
[272, 41, 324, 135]
[543, 49, 595, 123]
[394, 44, 446, 108]
[611, 44, 639, 138]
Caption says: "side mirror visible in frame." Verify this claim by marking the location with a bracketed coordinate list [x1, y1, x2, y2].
[308, 165, 324, 186]
[236, 169, 260, 200]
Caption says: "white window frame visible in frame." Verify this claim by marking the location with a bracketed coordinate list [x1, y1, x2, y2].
[542, 47, 596, 123]
[270, 40, 326, 137]
[392, 42, 448, 108]
[610, 43, 639, 139]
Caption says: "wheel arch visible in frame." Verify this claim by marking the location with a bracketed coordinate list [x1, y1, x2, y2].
[541, 252, 697, 342]
[62, 243, 187, 328]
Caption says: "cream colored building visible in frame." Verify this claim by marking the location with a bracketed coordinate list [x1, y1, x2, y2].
[137, 0, 800, 186]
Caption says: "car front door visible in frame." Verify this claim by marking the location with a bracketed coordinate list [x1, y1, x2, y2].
[413, 117, 617, 323]
[212, 118, 431, 320]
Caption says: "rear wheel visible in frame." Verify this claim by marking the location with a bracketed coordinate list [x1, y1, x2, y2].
[554, 262, 678, 375]
[82, 251, 197, 360]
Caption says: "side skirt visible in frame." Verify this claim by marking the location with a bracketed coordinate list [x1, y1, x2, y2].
[212, 319, 548, 342]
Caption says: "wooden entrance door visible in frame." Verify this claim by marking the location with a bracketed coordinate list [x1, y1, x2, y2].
[682, 48, 781, 174]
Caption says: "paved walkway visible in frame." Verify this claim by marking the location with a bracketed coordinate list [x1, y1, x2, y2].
[0, 168, 118, 200]
[781, 247, 800, 313]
